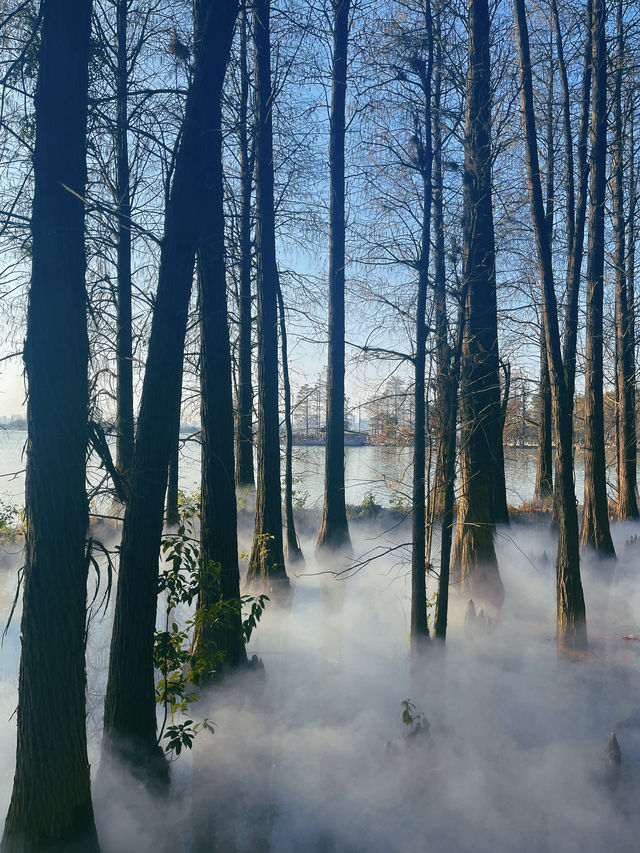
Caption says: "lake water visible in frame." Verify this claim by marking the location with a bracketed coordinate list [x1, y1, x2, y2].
[0, 428, 602, 512]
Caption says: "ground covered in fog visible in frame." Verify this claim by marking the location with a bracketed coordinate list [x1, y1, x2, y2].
[3, 516, 640, 851]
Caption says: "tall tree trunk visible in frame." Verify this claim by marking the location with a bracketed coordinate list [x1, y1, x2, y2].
[165, 394, 181, 526]
[115, 0, 135, 479]
[103, 0, 240, 777]
[612, 0, 638, 520]
[235, 7, 255, 489]
[434, 284, 466, 641]
[557, 0, 591, 404]
[2, 0, 99, 849]
[276, 281, 304, 564]
[534, 43, 555, 504]
[580, 0, 615, 556]
[196, 77, 247, 669]
[317, 0, 351, 552]
[513, 0, 587, 649]
[247, 0, 288, 587]
[534, 330, 553, 502]
[411, 0, 434, 644]
[431, 0, 449, 522]
[551, 0, 592, 525]
[451, 0, 504, 608]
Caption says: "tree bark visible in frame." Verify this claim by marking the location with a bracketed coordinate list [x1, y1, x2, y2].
[276, 281, 304, 564]
[235, 7, 255, 489]
[2, 0, 100, 849]
[196, 70, 247, 669]
[580, 0, 615, 556]
[115, 0, 135, 479]
[513, 0, 587, 649]
[434, 284, 466, 641]
[165, 392, 181, 526]
[534, 44, 554, 504]
[612, 0, 638, 520]
[102, 0, 240, 777]
[410, 0, 434, 644]
[451, 0, 504, 608]
[534, 329, 553, 502]
[246, 0, 288, 587]
[317, 0, 351, 552]
[431, 0, 449, 523]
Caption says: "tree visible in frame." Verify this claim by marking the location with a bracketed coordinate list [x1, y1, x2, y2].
[114, 0, 135, 478]
[277, 280, 304, 563]
[612, 0, 638, 520]
[234, 6, 256, 489]
[410, 0, 434, 643]
[246, 0, 288, 587]
[196, 0, 246, 667]
[580, 0, 615, 557]
[102, 0, 240, 777]
[317, 0, 352, 552]
[1, 0, 100, 849]
[513, 0, 587, 649]
[451, 0, 504, 608]
[533, 36, 555, 505]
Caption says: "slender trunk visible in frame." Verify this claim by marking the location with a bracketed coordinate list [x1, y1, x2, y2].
[552, 0, 592, 525]
[451, 0, 504, 608]
[431, 0, 449, 522]
[534, 330, 553, 502]
[235, 8, 255, 489]
[196, 80, 247, 669]
[103, 0, 240, 776]
[612, 0, 638, 520]
[411, 0, 434, 643]
[513, 0, 587, 649]
[115, 0, 135, 479]
[434, 286, 466, 641]
[276, 281, 304, 563]
[247, 0, 288, 587]
[580, 0, 615, 556]
[561, 0, 591, 401]
[625, 111, 637, 503]
[534, 42, 554, 503]
[165, 402, 181, 526]
[317, 0, 351, 552]
[2, 0, 99, 849]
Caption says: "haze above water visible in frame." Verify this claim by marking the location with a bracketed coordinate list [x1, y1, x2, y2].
[0, 428, 590, 510]
[0, 431, 638, 851]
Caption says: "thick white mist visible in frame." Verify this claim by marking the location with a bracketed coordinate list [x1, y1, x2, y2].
[2, 516, 640, 851]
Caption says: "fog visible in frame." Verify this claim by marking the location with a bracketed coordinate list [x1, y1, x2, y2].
[2, 516, 640, 851]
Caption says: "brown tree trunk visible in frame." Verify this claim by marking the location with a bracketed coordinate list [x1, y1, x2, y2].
[103, 0, 240, 777]
[115, 0, 135, 479]
[534, 45, 554, 504]
[235, 7, 255, 489]
[513, 0, 587, 649]
[558, 0, 591, 404]
[276, 282, 304, 564]
[247, 0, 288, 587]
[534, 330, 553, 502]
[612, 0, 638, 520]
[434, 284, 466, 641]
[580, 0, 615, 557]
[165, 394, 181, 526]
[1, 0, 100, 849]
[551, 0, 592, 526]
[196, 79, 247, 669]
[431, 0, 449, 522]
[411, 0, 434, 643]
[451, 0, 504, 608]
[317, 0, 351, 552]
